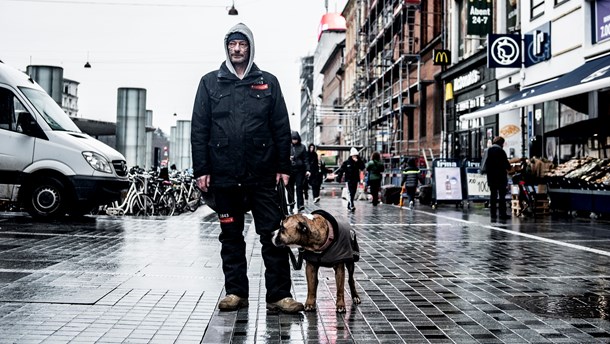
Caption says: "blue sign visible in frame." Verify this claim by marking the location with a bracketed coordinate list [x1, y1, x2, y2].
[487, 34, 522, 68]
[596, 0, 610, 43]
[524, 22, 551, 67]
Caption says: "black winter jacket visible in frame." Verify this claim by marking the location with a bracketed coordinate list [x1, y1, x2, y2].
[290, 132, 309, 174]
[190, 64, 291, 187]
[484, 144, 511, 187]
[336, 157, 365, 184]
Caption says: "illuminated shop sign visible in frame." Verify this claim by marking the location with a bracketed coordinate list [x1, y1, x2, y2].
[453, 70, 481, 91]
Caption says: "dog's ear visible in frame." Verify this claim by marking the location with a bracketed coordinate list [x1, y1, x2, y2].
[298, 221, 309, 234]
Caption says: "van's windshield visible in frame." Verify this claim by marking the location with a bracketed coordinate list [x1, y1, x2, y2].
[19, 87, 81, 132]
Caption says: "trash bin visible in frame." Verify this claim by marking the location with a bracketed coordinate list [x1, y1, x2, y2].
[380, 185, 401, 205]
[419, 184, 432, 205]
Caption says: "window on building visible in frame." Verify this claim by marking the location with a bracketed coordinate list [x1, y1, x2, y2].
[458, 0, 489, 59]
[531, 0, 545, 20]
[434, 84, 442, 134]
[419, 90, 427, 138]
[506, 0, 519, 32]
[408, 111, 414, 140]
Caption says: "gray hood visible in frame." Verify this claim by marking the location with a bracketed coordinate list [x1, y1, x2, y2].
[224, 23, 255, 79]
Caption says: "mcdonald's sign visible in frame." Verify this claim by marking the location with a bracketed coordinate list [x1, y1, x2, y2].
[433, 49, 451, 66]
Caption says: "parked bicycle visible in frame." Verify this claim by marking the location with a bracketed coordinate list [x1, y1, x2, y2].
[105, 167, 154, 216]
[172, 172, 201, 214]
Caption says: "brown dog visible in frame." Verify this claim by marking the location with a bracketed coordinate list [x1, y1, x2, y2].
[272, 209, 361, 313]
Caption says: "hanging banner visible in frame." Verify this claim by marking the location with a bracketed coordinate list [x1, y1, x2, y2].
[467, 0, 493, 36]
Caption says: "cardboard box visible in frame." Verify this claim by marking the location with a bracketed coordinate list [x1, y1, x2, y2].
[537, 184, 547, 194]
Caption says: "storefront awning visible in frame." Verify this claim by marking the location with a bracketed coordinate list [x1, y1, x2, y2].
[545, 117, 609, 140]
[459, 53, 610, 121]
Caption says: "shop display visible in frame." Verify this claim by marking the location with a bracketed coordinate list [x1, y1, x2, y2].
[545, 157, 610, 189]
[543, 157, 610, 215]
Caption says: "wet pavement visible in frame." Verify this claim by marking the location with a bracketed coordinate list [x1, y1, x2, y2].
[0, 192, 610, 343]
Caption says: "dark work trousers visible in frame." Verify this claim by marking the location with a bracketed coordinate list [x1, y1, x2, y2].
[287, 170, 306, 210]
[406, 186, 417, 206]
[212, 184, 292, 303]
[309, 175, 322, 198]
[368, 179, 381, 205]
[347, 181, 359, 207]
[489, 183, 508, 218]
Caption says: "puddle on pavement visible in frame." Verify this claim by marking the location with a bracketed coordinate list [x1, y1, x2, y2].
[507, 293, 610, 320]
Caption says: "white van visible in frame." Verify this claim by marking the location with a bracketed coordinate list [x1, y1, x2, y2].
[0, 61, 129, 218]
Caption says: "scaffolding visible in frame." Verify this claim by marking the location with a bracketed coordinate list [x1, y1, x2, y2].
[356, 0, 422, 164]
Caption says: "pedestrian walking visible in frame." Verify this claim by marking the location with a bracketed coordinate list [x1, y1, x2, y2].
[307, 143, 324, 203]
[190, 22, 304, 313]
[287, 131, 310, 212]
[481, 136, 512, 221]
[336, 147, 365, 212]
[365, 151, 384, 206]
[401, 158, 420, 209]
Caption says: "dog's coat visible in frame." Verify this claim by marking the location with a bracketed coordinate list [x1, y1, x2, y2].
[301, 210, 358, 266]
[272, 209, 361, 313]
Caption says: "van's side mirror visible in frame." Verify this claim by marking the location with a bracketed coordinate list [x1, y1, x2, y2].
[17, 111, 46, 139]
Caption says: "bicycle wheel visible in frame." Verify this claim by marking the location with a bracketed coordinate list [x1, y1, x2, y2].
[129, 194, 154, 216]
[187, 187, 202, 212]
[157, 192, 176, 216]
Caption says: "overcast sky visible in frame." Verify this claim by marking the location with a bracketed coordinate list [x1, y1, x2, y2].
[1, 0, 348, 134]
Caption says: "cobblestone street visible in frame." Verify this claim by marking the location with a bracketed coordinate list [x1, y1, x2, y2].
[0, 195, 609, 343]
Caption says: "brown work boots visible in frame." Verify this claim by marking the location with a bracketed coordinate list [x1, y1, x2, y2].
[266, 297, 304, 313]
[218, 294, 248, 311]
[218, 295, 304, 313]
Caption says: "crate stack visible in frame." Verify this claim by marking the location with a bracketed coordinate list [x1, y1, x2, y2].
[511, 185, 521, 215]
[534, 184, 550, 215]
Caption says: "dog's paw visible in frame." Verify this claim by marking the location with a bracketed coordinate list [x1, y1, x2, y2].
[336, 306, 346, 313]
[304, 303, 317, 312]
[353, 296, 361, 304]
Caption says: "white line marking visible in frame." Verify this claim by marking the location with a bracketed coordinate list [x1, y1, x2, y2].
[352, 223, 451, 226]
[412, 208, 610, 257]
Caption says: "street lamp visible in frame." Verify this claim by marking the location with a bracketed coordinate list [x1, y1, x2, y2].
[84, 51, 91, 68]
[228, 0, 238, 15]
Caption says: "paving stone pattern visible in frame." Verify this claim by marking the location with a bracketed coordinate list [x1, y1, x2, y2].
[0, 197, 609, 343]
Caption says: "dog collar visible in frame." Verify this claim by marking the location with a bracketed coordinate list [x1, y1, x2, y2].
[314, 219, 335, 253]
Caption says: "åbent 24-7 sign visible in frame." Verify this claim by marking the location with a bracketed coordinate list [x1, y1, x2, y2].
[467, 0, 493, 36]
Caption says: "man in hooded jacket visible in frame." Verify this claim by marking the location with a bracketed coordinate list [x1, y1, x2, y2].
[191, 23, 303, 313]
[287, 131, 309, 213]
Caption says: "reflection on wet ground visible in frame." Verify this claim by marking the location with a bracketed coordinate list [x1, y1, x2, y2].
[0, 197, 609, 343]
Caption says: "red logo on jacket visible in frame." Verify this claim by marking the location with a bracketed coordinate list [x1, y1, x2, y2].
[251, 83, 269, 90]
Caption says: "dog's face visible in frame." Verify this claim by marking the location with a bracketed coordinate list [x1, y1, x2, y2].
[272, 213, 328, 251]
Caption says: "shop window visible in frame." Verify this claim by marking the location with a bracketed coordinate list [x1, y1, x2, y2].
[531, 0, 545, 20]
[559, 102, 588, 127]
[544, 100, 559, 132]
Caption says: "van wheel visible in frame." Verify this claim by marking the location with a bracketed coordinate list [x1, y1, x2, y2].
[26, 177, 67, 218]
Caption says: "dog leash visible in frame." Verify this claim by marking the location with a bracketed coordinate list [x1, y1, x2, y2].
[277, 179, 304, 270]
